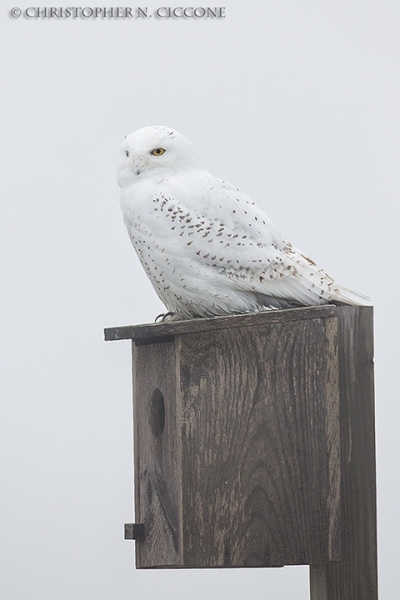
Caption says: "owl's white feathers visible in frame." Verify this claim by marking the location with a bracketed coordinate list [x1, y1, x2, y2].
[117, 126, 366, 319]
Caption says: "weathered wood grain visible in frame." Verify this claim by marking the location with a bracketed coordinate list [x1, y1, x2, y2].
[132, 340, 182, 568]
[309, 306, 377, 599]
[310, 565, 329, 600]
[104, 305, 337, 342]
[178, 318, 339, 567]
[324, 317, 341, 561]
[120, 304, 376, 592]
[131, 312, 340, 568]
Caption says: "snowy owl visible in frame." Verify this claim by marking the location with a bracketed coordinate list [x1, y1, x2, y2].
[117, 126, 366, 319]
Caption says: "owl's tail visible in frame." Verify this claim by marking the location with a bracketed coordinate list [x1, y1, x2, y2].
[254, 247, 369, 309]
[287, 248, 370, 306]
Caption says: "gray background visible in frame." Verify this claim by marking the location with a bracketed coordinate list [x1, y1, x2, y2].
[1, 1, 399, 598]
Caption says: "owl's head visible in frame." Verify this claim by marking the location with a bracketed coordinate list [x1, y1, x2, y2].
[117, 126, 207, 187]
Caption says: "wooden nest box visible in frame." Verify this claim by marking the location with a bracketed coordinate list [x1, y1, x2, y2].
[105, 305, 377, 599]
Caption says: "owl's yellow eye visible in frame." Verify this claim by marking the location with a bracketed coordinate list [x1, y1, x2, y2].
[151, 148, 166, 156]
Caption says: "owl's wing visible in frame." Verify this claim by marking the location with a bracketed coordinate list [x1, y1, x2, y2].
[125, 173, 367, 307]
[145, 176, 366, 305]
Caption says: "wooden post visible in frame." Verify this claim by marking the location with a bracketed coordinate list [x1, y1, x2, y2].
[105, 306, 377, 599]
[309, 307, 377, 599]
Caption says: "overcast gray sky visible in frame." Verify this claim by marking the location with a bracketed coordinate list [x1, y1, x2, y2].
[1, 1, 399, 598]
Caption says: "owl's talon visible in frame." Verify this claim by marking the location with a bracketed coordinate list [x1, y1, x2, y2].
[155, 312, 176, 323]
